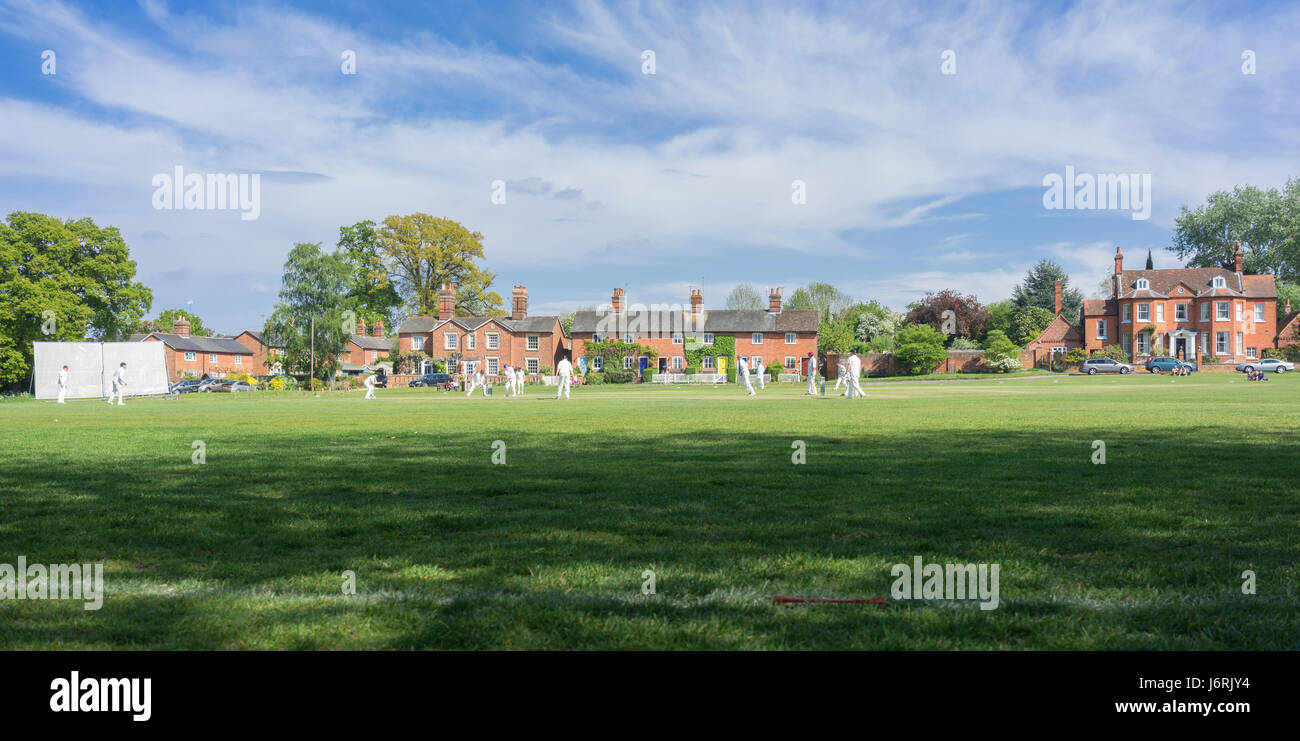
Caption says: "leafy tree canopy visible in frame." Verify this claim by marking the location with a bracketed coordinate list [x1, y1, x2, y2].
[1170, 179, 1300, 282]
[264, 242, 353, 382]
[375, 214, 502, 317]
[1012, 259, 1083, 323]
[906, 289, 989, 342]
[0, 212, 152, 387]
[725, 283, 764, 310]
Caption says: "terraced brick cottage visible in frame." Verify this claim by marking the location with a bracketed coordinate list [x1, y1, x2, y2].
[568, 287, 819, 375]
[396, 284, 567, 376]
[1082, 245, 1280, 364]
[143, 319, 254, 378]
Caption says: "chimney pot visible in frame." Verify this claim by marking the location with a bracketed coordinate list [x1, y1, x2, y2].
[173, 318, 191, 336]
[512, 285, 528, 320]
[768, 287, 782, 313]
[437, 283, 457, 320]
[372, 319, 385, 338]
[690, 288, 703, 315]
[1234, 242, 1244, 274]
[611, 287, 625, 313]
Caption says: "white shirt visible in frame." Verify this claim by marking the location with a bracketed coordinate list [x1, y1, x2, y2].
[59, 368, 68, 387]
[363, 374, 375, 389]
[808, 356, 817, 373]
[847, 355, 861, 375]
[737, 358, 749, 373]
[114, 367, 127, 386]
[557, 359, 573, 375]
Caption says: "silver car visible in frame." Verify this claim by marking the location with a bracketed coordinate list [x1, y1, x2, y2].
[1080, 358, 1132, 375]
[1236, 358, 1294, 374]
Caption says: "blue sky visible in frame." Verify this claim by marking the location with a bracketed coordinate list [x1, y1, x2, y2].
[1, 0, 1297, 333]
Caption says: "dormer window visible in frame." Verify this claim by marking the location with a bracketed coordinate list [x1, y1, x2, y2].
[1135, 278, 1149, 290]
[1212, 277, 1225, 288]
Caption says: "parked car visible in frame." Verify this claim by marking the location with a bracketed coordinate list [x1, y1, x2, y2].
[1236, 358, 1294, 374]
[1145, 356, 1197, 373]
[409, 372, 455, 390]
[170, 379, 204, 393]
[1080, 358, 1132, 375]
[210, 380, 257, 393]
[198, 378, 226, 392]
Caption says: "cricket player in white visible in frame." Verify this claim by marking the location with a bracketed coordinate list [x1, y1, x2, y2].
[57, 365, 69, 403]
[845, 351, 865, 400]
[503, 365, 514, 397]
[108, 362, 127, 405]
[737, 356, 756, 396]
[755, 358, 766, 389]
[363, 371, 377, 400]
[466, 368, 487, 397]
[804, 353, 818, 395]
[833, 359, 847, 393]
[555, 356, 573, 399]
[515, 367, 525, 396]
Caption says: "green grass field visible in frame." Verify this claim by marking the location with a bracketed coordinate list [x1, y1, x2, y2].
[1, 373, 1297, 649]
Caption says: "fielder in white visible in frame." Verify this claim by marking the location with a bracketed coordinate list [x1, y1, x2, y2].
[833, 359, 847, 393]
[363, 371, 377, 400]
[845, 350, 865, 400]
[755, 358, 766, 389]
[555, 356, 573, 399]
[514, 367, 525, 396]
[57, 364, 69, 403]
[506, 365, 517, 397]
[737, 356, 756, 396]
[108, 362, 127, 405]
[804, 353, 818, 395]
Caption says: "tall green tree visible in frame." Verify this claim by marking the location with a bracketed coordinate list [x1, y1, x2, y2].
[264, 242, 352, 382]
[1012, 259, 1083, 322]
[1170, 179, 1299, 281]
[375, 214, 502, 317]
[853, 301, 904, 347]
[1010, 305, 1056, 345]
[137, 308, 212, 336]
[0, 212, 153, 387]
[338, 220, 402, 328]
[785, 282, 853, 323]
[725, 283, 764, 310]
[984, 299, 1016, 340]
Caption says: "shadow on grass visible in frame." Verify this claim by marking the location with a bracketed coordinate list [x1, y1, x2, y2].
[1, 428, 1296, 648]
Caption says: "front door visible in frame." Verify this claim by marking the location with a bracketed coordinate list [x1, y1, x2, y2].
[1175, 338, 1186, 359]
[658, 357, 668, 373]
[639, 356, 649, 377]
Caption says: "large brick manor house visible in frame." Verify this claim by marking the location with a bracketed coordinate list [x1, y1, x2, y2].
[1080, 245, 1292, 363]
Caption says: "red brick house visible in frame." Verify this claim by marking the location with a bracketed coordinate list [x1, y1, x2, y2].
[1024, 281, 1084, 354]
[1081, 245, 1279, 364]
[143, 319, 254, 379]
[1277, 299, 1299, 349]
[233, 330, 281, 374]
[341, 319, 394, 372]
[396, 284, 567, 375]
[568, 287, 819, 375]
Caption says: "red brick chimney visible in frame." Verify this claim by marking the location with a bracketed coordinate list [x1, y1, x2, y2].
[1287, 299, 1293, 314]
[173, 318, 191, 336]
[372, 319, 385, 338]
[512, 285, 528, 320]
[1113, 245, 1123, 298]
[356, 318, 367, 335]
[611, 287, 625, 313]
[690, 289, 702, 316]
[1054, 280, 1062, 315]
[768, 288, 782, 313]
[437, 284, 456, 320]
[1234, 242, 1244, 274]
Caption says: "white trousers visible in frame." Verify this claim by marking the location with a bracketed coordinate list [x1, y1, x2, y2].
[108, 383, 124, 405]
[846, 375, 865, 399]
[757, 372, 766, 389]
[364, 387, 375, 399]
[740, 372, 756, 395]
[556, 373, 571, 398]
[806, 372, 818, 395]
[833, 373, 845, 391]
[57, 385, 66, 403]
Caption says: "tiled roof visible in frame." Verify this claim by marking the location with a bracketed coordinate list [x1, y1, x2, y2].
[397, 315, 562, 334]
[350, 334, 392, 350]
[1115, 268, 1274, 299]
[570, 309, 818, 334]
[1082, 299, 1116, 317]
[1279, 311, 1300, 337]
[145, 333, 253, 354]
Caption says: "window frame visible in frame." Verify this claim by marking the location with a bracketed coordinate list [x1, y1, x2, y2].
[751, 333, 764, 345]
[486, 332, 499, 350]
[184, 351, 196, 361]
[527, 335, 540, 351]
[445, 333, 458, 350]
